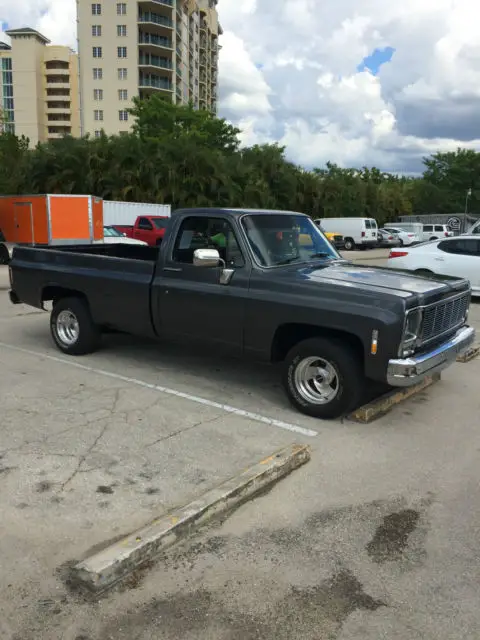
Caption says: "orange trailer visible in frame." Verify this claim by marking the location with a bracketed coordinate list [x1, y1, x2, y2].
[0, 194, 103, 263]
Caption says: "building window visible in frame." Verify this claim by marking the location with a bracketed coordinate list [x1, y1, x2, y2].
[119, 110, 128, 121]
[118, 89, 128, 100]
[92, 25, 102, 36]
[92, 47, 102, 58]
[117, 47, 127, 58]
[92, 3, 101, 15]
[117, 25, 127, 36]
[94, 130, 102, 138]
[118, 68, 127, 80]
[94, 110, 103, 121]
[93, 89, 103, 100]
[116, 2, 126, 15]
[93, 67, 103, 80]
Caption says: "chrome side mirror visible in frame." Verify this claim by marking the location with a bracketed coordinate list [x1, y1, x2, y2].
[193, 248, 220, 267]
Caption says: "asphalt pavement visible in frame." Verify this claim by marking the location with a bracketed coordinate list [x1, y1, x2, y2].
[1, 264, 480, 639]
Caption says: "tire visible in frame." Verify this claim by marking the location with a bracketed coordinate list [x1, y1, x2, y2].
[0, 244, 9, 265]
[282, 337, 365, 419]
[50, 297, 101, 355]
[430, 236, 438, 241]
[344, 238, 355, 251]
[399, 239, 404, 246]
[155, 238, 162, 246]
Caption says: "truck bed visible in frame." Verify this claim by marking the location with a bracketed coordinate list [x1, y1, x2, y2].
[11, 244, 159, 338]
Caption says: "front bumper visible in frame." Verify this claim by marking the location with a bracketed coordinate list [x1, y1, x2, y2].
[387, 325, 475, 386]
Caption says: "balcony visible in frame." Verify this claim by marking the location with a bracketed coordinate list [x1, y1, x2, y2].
[138, 11, 173, 36]
[139, 74, 173, 96]
[138, 54, 173, 74]
[44, 66, 70, 76]
[138, 32, 173, 52]
[47, 116, 71, 125]
[138, 0, 173, 16]
[46, 103, 71, 112]
[45, 74, 70, 85]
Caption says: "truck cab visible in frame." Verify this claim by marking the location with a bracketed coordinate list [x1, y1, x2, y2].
[113, 216, 170, 246]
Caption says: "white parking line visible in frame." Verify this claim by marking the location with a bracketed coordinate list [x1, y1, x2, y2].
[0, 341, 318, 438]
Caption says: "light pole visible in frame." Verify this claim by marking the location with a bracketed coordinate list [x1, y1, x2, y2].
[464, 188, 472, 232]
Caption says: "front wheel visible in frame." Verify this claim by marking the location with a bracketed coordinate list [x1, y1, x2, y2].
[282, 338, 365, 419]
[344, 238, 355, 251]
[50, 297, 101, 355]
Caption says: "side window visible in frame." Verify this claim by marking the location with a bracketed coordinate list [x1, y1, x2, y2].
[365, 220, 371, 229]
[172, 217, 245, 267]
[424, 225, 433, 232]
[137, 217, 153, 230]
[439, 239, 480, 255]
[435, 225, 444, 232]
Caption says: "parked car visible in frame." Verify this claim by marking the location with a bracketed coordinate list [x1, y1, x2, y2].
[389, 222, 423, 244]
[319, 218, 378, 251]
[9, 208, 474, 420]
[383, 226, 417, 246]
[103, 226, 148, 246]
[387, 236, 480, 295]
[112, 215, 170, 246]
[421, 224, 454, 242]
[377, 229, 400, 248]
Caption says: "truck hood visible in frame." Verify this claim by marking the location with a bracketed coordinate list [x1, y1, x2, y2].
[281, 260, 468, 305]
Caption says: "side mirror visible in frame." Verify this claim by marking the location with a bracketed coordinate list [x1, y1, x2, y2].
[193, 248, 220, 267]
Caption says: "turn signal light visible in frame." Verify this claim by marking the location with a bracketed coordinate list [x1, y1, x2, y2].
[389, 250, 409, 258]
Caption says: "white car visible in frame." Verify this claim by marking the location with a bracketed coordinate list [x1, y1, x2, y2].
[383, 226, 417, 246]
[103, 226, 148, 246]
[386, 235, 480, 295]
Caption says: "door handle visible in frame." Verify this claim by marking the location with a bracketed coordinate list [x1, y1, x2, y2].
[163, 267, 182, 272]
[434, 257, 444, 261]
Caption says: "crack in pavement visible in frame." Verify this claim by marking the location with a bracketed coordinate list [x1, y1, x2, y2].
[144, 413, 225, 449]
[60, 390, 122, 491]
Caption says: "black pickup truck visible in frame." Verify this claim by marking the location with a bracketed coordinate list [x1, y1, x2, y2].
[9, 208, 475, 419]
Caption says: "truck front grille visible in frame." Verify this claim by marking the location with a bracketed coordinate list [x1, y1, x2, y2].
[420, 293, 470, 343]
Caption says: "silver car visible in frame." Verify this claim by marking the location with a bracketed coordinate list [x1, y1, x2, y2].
[377, 229, 401, 247]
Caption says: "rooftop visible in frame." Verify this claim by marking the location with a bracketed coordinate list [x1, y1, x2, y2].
[5, 27, 50, 44]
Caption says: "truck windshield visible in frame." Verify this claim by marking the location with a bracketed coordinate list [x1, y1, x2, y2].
[241, 214, 340, 267]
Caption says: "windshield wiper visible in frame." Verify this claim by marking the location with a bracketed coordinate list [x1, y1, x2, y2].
[276, 256, 301, 265]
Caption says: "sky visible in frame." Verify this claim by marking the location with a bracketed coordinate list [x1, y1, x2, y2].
[1, 0, 480, 173]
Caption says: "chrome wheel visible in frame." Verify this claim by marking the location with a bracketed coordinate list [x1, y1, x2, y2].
[293, 356, 339, 405]
[56, 310, 80, 346]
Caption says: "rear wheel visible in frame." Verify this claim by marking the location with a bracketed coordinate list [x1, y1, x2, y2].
[344, 238, 355, 251]
[399, 238, 404, 246]
[283, 338, 365, 419]
[50, 297, 101, 355]
[430, 236, 438, 241]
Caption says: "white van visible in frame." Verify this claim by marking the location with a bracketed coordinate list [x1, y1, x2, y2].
[319, 218, 378, 251]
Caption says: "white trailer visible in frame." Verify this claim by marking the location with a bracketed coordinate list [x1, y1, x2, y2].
[103, 200, 171, 226]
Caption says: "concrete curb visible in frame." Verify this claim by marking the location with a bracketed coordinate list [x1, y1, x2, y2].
[349, 373, 440, 423]
[69, 443, 310, 594]
[456, 344, 480, 363]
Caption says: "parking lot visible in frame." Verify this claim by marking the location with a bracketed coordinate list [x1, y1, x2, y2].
[1, 261, 480, 639]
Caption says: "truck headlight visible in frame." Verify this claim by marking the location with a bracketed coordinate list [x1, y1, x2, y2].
[402, 308, 422, 353]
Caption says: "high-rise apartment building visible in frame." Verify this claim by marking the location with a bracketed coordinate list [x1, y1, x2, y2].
[76, 0, 221, 137]
[0, 28, 80, 146]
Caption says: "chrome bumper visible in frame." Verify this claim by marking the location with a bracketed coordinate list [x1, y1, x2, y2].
[387, 325, 475, 386]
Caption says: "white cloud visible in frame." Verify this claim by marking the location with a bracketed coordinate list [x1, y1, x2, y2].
[2, 0, 480, 172]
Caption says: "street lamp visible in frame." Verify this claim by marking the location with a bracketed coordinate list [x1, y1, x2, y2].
[464, 188, 472, 232]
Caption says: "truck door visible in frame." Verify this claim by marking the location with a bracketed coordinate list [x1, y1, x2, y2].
[13, 202, 34, 244]
[133, 217, 153, 244]
[152, 215, 249, 353]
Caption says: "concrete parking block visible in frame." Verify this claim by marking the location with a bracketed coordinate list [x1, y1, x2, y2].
[69, 443, 310, 594]
[456, 344, 480, 363]
[349, 374, 441, 423]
